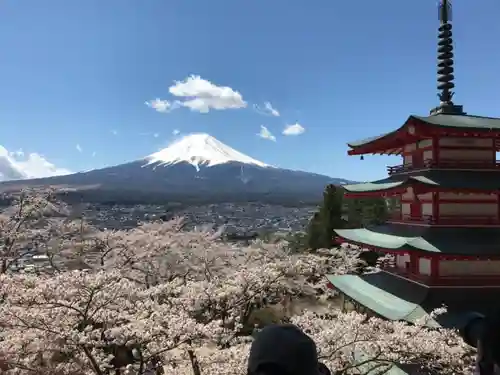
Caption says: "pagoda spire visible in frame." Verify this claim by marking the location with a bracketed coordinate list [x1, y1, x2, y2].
[431, 0, 465, 115]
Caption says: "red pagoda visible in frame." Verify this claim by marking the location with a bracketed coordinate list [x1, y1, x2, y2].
[327, 0, 500, 328]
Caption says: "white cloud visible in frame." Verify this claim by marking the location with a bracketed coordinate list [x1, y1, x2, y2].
[172, 129, 180, 135]
[145, 98, 180, 113]
[257, 125, 276, 142]
[0, 145, 72, 181]
[146, 75, 247, 114]
[153, 133, 159, 138]
[253, 102, 280, 117]
[76, 144, 83, 152]
[282, 123, 305, 136]
[91, 151, 97, 157]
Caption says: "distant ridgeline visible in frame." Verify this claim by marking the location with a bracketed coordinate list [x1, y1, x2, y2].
[50, 188, 325, 207]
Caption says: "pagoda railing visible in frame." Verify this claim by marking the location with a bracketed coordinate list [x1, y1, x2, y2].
[390, 213, 500, 225]
[382, 266, 500, 287]
[387, 159, 500, 175]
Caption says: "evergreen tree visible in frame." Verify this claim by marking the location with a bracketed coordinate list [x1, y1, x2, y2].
[368, 197, 389, 225]
[306, 212, 323, 250]
[346, 198, 364, 228]
[319, 184, 344, 247]
[345, 196, 389, 227]
[306, 184, 344, 250]
[306, 186, 390, 250]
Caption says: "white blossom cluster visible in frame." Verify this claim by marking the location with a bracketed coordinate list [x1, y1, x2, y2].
[0, 191, 474, 374]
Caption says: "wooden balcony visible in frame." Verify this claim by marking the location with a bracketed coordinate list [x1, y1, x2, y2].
[387, 159, 500, 175]
[389, 213, 500, 226]
[383, 266, 500, 287]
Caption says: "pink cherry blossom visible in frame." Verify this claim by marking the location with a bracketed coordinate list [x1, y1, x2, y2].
[0, 191, 475, 374]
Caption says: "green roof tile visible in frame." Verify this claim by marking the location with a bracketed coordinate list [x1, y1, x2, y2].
[335, 224, 500, 255]
[335, 228, 439, 253]
[342, 170, 500, 193]
[326, 272, 498, 329]
[342, 179, 405, 193]
[416, 114, 500, 130]
[326, 273, 438, 326]
[348, 133, 394, 148]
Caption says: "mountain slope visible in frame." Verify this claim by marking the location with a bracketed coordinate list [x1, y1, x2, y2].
[0, 134, 354, 203]
[146, 133, 270, 170]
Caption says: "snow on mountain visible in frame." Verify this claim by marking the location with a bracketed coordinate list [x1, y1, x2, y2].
[145, 133, 270, 171]
[0, 146, 71, 181]
[0, 134, 355, 203]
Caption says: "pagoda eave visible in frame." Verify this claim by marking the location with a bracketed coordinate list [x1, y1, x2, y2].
[334, 225, 500, 257]
[335, 236, 500, 260]
[325, 273, 499, 330]
[347, 115, 500, 156]
[335, 236, 406, 254]
[342, 170, 500, 196]
[344, 190, 404, 198]
[344, 186, 499, 199]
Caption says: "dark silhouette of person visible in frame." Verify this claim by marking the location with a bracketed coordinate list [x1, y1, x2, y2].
[247, 324, 331, 375]
[474, 309, 500, 375]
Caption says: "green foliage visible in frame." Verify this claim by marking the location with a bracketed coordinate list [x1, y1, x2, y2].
[306, 184, 345, 250]
[305, 184, 390, 250]
[346, 197, 389, 227]
[285, 232, 309, 253]
[318, 184, 345, 246]
[306, 212, 324, 250]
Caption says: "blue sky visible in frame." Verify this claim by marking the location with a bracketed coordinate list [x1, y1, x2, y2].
[1, 0, 499, 181]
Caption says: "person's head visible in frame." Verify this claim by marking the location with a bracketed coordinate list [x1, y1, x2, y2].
[247, 324, 331, 375]
[480, 308, 500, 367]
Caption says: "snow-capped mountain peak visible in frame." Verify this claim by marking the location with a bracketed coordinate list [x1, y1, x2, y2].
[145, 133, 270, 170]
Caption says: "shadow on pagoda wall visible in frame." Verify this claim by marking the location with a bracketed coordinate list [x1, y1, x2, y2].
[387, 136, 500, 175]
[381, 266, 500, 287]
[387, 158, 500, 175]
[367, 222, 500, 256]
[388, 214, 500, 226]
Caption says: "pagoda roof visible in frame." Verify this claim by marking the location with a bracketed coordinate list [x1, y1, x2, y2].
[326, 271, 497, 329]
[343, 170, 500, 194]
[414, 113, 500, 130]
[348, 113, 500, 155]
[335, 223, 500, 255]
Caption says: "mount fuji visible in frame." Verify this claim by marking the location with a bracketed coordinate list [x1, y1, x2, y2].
[0, 134, 353, 204]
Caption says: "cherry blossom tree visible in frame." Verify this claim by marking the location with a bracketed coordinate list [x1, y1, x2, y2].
[170, 309, 474, 375]
[0, 191, 475, 374]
